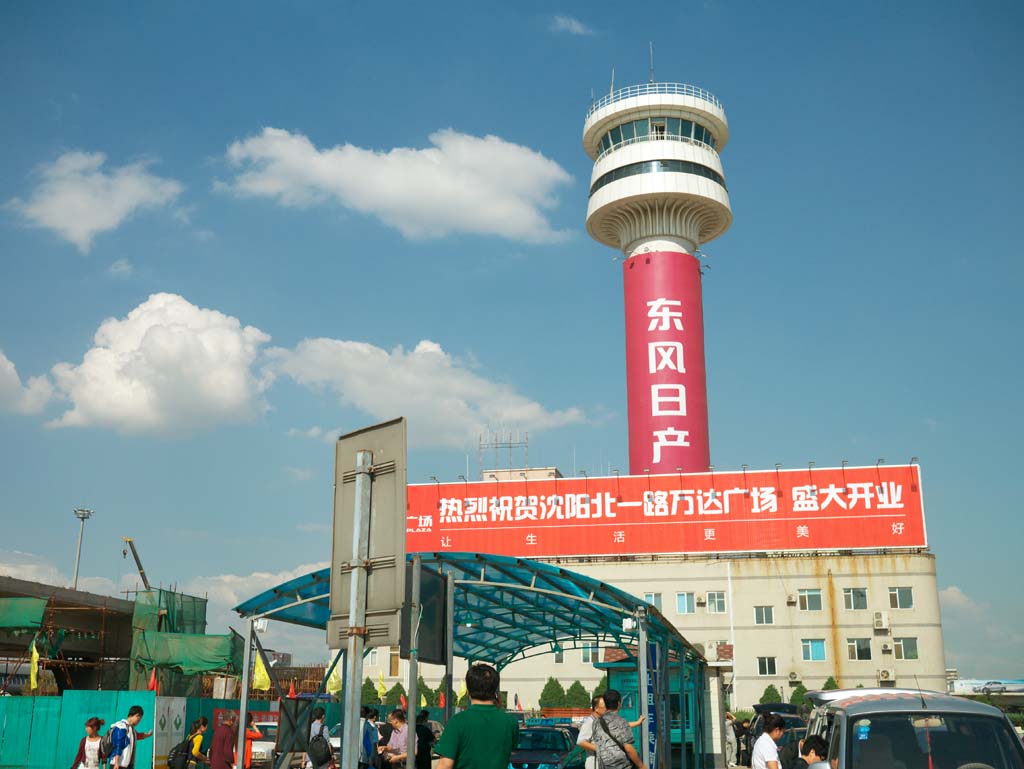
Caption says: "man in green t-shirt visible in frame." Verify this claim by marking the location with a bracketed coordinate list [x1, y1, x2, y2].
[435, 663, 519, 769]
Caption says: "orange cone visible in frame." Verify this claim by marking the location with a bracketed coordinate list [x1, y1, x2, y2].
[148, 668, 158, 693]
[288, 679, 296, 698]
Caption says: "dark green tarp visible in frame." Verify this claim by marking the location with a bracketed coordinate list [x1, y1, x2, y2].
[131, 631, 242, 675]
[0, 597, 47, 629]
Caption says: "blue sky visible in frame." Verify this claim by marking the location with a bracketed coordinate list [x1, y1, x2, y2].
[1, 0, 1021, 674]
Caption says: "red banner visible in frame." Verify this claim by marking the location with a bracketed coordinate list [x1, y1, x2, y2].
[405, 465, 925, 557]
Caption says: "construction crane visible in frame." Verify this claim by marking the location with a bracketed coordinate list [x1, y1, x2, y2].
[121, 537, 152, 590]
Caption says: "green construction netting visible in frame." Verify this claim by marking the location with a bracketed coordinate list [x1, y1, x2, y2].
[131, 589, 207, 633]
[130, 631, 242, 676]
[0, 597, 47, 629]
[127, 589, 216, 695]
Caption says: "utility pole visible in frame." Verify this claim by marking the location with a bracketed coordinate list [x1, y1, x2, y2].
[72, 508, 93, 590]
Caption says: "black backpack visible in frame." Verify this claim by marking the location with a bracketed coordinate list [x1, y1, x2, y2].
[166, 733, 197, 769]
[307, 722, 333, 767]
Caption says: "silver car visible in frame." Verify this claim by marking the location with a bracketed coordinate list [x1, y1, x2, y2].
[808, 690, 1024, 768]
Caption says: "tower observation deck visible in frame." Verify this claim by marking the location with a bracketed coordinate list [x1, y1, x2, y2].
[583, 82, 733, 475]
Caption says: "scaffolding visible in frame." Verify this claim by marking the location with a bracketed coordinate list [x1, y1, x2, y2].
[478, 429, 529, 480]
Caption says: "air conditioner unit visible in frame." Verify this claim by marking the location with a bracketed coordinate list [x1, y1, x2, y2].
[696, 594, 707, 605]
[878, 668, 895, 682]
[881, 643, 893, 653]
[873, 611, 890, 630]
[789, 671, 800, 681]
[786, 595, 797, 605]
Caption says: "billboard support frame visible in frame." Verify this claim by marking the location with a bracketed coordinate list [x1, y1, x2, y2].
[340, 448, 374, 769]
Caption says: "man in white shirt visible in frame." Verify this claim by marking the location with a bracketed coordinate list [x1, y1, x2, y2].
[751, 714, 786, 769]
[576, 695, 607, 769]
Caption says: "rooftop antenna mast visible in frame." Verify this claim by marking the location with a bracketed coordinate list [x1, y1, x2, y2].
[649, 42, 655, 83]
[610, 66, 615, 96]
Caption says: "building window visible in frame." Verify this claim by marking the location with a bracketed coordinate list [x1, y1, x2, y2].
[889, 586, 914, 609]
[707, 591, 727, 614]
[894, 637, 919, 660]
[798, 589, 823, 611]
[554, 649, 564, 664]
[581, 644, 600, 664]
[676, 592, 696, 614]
[365, 648, 378, 666]
[757, 656, 777, 676]
[389, 647, 400, 676]
[644, 592, 663, 611]
[652, 121, 667, 138]
[843, 587, 868, 610]
[589, 159, 727, 197]
[801, 639, 827, 662]
[847, 638, 872, 661]
[754, 606, 774, 625]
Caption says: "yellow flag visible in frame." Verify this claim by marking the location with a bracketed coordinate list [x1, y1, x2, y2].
[252, 654, 271, 692]
[376, 670, 388, 699]
[419, 693, 427, 708]
[457, 681, 467, 702]
[29, 639, 39, 691]
[326, 664, 343, 696]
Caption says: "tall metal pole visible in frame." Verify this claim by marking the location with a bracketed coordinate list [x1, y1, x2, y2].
[406, 555, 421, 769]
[637, 607, 651, 767]
[72, 508, 93, 590]
[236, 619, 254, 768]
[340, 450, 374, 769]
[444, 571, 455, 722]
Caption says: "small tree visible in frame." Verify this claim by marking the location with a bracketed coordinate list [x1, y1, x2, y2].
[789, 683, 808, 707]
[385, 682, 407, 706]
[822, 676, 840, 691]
[539, 677, 567, 708]
[362, 677, 381, 705]
[592, 674, 608, 701]
[565, 680, 591, 709]
[759, 685, 783, 704]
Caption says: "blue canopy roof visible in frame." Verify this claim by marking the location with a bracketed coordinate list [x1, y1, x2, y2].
[234, 553, 704, 669]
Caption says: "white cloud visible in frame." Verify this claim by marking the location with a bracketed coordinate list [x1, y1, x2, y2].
[7, 152, 182, 252]
[939, 585, 977, 613]
[223, 127, 572, 243]
[48, 293, 272, 435]
[0, 350, 52, 414]
[288, 426, 323, 439]
[550, 15, 594, 35]
[183, 561, 331, 663]
[940, 584, 1024, 677]
[284, 466, 314, 482]
[108, 258, 133, 277]
[0, 549, 126, 596]
[268, 337, 585, 448]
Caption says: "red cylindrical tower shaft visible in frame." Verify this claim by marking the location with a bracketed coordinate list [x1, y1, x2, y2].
[623, 250, 710, 474]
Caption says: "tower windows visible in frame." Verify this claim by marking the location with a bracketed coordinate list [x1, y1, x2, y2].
[597, 116, 717, 156]
[590, 160, 727, 197]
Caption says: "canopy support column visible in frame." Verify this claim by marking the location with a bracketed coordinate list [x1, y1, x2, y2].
[406, 554, 421, 769]
[638, 606, 651, 767]
[444, 569, 455, 722]
[236, 618, 254, 769]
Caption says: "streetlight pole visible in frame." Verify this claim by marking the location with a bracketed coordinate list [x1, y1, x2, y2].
[72, 508, 93, 590]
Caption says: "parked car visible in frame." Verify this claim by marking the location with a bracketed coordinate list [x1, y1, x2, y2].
[975, 681, 1009, 694]
[509, 726, 586, 769]
[807, 690, 1024, 768]
[250, 721, 278, 769]
[750, 703, 806, 747]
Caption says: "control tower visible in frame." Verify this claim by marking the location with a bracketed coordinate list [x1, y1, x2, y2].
[583, 83, 732, 475]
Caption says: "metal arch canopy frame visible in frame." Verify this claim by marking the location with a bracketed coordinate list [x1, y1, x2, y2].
[233, 552, 705, 669]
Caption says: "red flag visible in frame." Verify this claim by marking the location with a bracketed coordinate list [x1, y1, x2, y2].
[400, 694, 407, 710]
[438, 691, 445, 708]
[288, 679, 296, 698]
[147, 668, 158, 693]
